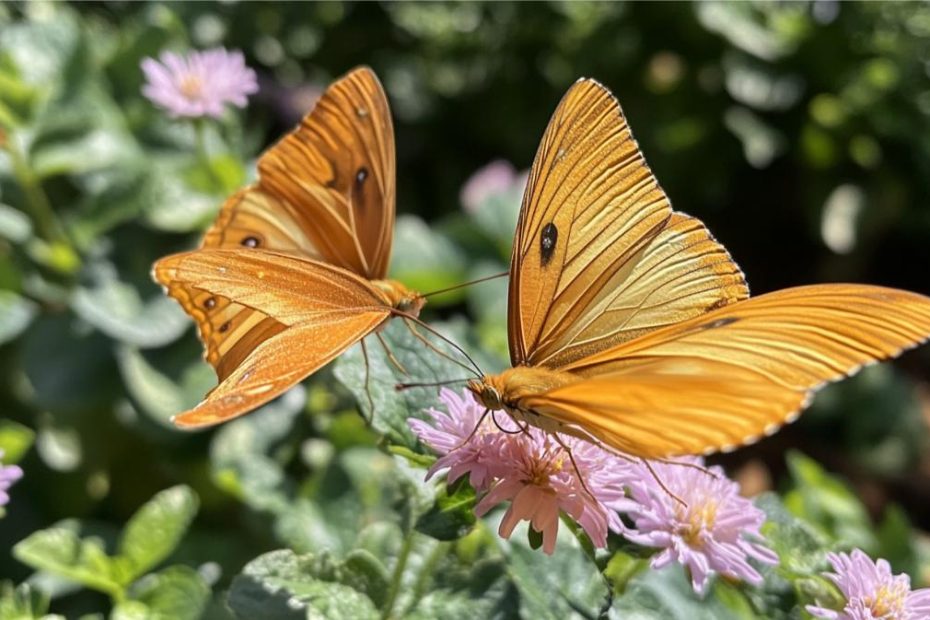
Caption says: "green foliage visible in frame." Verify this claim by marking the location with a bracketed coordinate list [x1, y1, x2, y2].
[13, 486, 205, 616]
[1, 1, 930, 617]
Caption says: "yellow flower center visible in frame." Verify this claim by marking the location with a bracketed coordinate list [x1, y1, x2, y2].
[676, 497, 718, 547]
[179, 75, 204, 101]
[863, 580, 908, 617]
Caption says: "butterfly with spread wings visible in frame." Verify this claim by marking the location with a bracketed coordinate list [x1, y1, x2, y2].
[154, 67, 434, 428]
[465, 78, 930, 459]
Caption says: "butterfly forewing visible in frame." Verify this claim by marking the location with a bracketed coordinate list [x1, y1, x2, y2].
[153, 249, 394, 427]
[257, 66, 395, 279]
[525, 284, 930, 457]
[164, 66, 395, 387]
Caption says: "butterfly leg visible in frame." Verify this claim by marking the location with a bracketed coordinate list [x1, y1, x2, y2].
[491, 410, 527, 434]
[359, 338, 376, 424]
[641, 458, 687, 508]
[376, 331, 409, 375]
[449, 408, 491, 452]
[653, 457, 718, 480]
[401, 318, 479, 377]
[550, 433, 599, 501]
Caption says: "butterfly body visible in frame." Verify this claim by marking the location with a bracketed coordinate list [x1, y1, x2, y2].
[371, 278, 424, 316]
[473, 77, 930, 460]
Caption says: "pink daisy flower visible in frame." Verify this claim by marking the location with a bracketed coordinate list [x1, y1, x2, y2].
[807, 549, 930, 619]
[0, 449, 23, 508]
[409, 389, 630, 554]
[616, 457, 778, 594]
[408, 388, 503, 491]
[141, 48, 258, 119]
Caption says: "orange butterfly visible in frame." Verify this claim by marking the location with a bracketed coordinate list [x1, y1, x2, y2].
[466, 78, 930, 459]
[154, 67, 429, 428]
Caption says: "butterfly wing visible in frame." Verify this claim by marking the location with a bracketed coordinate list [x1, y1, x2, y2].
[164, 66, 395, 385]
[205, 65, 395, 276]
[509, 79, 746, 369]
[519, 284, 930, 458]
[153, 249, 392, 427]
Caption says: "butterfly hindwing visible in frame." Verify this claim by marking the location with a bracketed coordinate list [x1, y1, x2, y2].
[524, 284, 930, 457]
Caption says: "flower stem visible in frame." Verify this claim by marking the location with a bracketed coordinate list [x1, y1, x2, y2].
[561, 512, 600, 569]
[193, 119, 224, 193]
[381, 529, 415, 620]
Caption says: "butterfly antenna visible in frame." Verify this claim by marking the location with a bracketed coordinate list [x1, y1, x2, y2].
[401, 318, 482, 378]
[396, 378, 472, 390]
[642, 458, 688, 508]
[390, 310, 484, 377]
[416, 271, 508, 299]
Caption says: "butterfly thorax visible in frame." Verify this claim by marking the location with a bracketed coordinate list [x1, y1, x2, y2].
[372, 279, 424, 316]
[467, 366, 578, 412]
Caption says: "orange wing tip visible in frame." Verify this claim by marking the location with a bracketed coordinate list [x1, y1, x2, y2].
[170, 412, 214, 430]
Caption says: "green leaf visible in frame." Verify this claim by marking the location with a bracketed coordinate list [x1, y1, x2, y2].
[602, 551, 648, 595]
[415, 477, 477, 541]
[0, 419, 35, 464]
[32, 127, 141, 179]
[611, 566, 759, 619]
[184, 153, 246, 195]
[782, 451, 874, 551]
[140, 157, 219, 233]
[113, 566, 210, 620]
[0, 7, 80, 87]
[209, 387, 306, 511]
[12, 523, 122, 597]
[0, 581, 62, 620]
[0, 203, 33, 243]
[115, 345, 189, 427]
[227, 550, 380, 620]
[71, 265, 189, 348]
[505, 523, 608, 620]
[115, 485, 199, 584]
[0, 290, 38, 346]
[389, 215, 468, 305]
[333, 320, 483, 449]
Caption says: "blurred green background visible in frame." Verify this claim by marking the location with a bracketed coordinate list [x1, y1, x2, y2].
[2, 1, 930, 616]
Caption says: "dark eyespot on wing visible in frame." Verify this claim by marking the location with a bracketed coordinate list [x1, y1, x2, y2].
[204, 297, 217, 310]
[219, 321, 231, 333]
[540, 222, 558, 266]
[356, 167, 368, 185]
[698, 316, 740, 330]
[241, 236, 261, 248]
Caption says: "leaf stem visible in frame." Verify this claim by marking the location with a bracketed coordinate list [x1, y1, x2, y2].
[4, 131, 72, 251]
[407, 541, 447, 611]
[381, 529, 415, 620]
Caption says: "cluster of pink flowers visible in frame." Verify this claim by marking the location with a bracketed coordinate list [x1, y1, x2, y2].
[409, 389, 778, 592]
[141, 48, 258, 119]
[807, 549, 930, 619]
